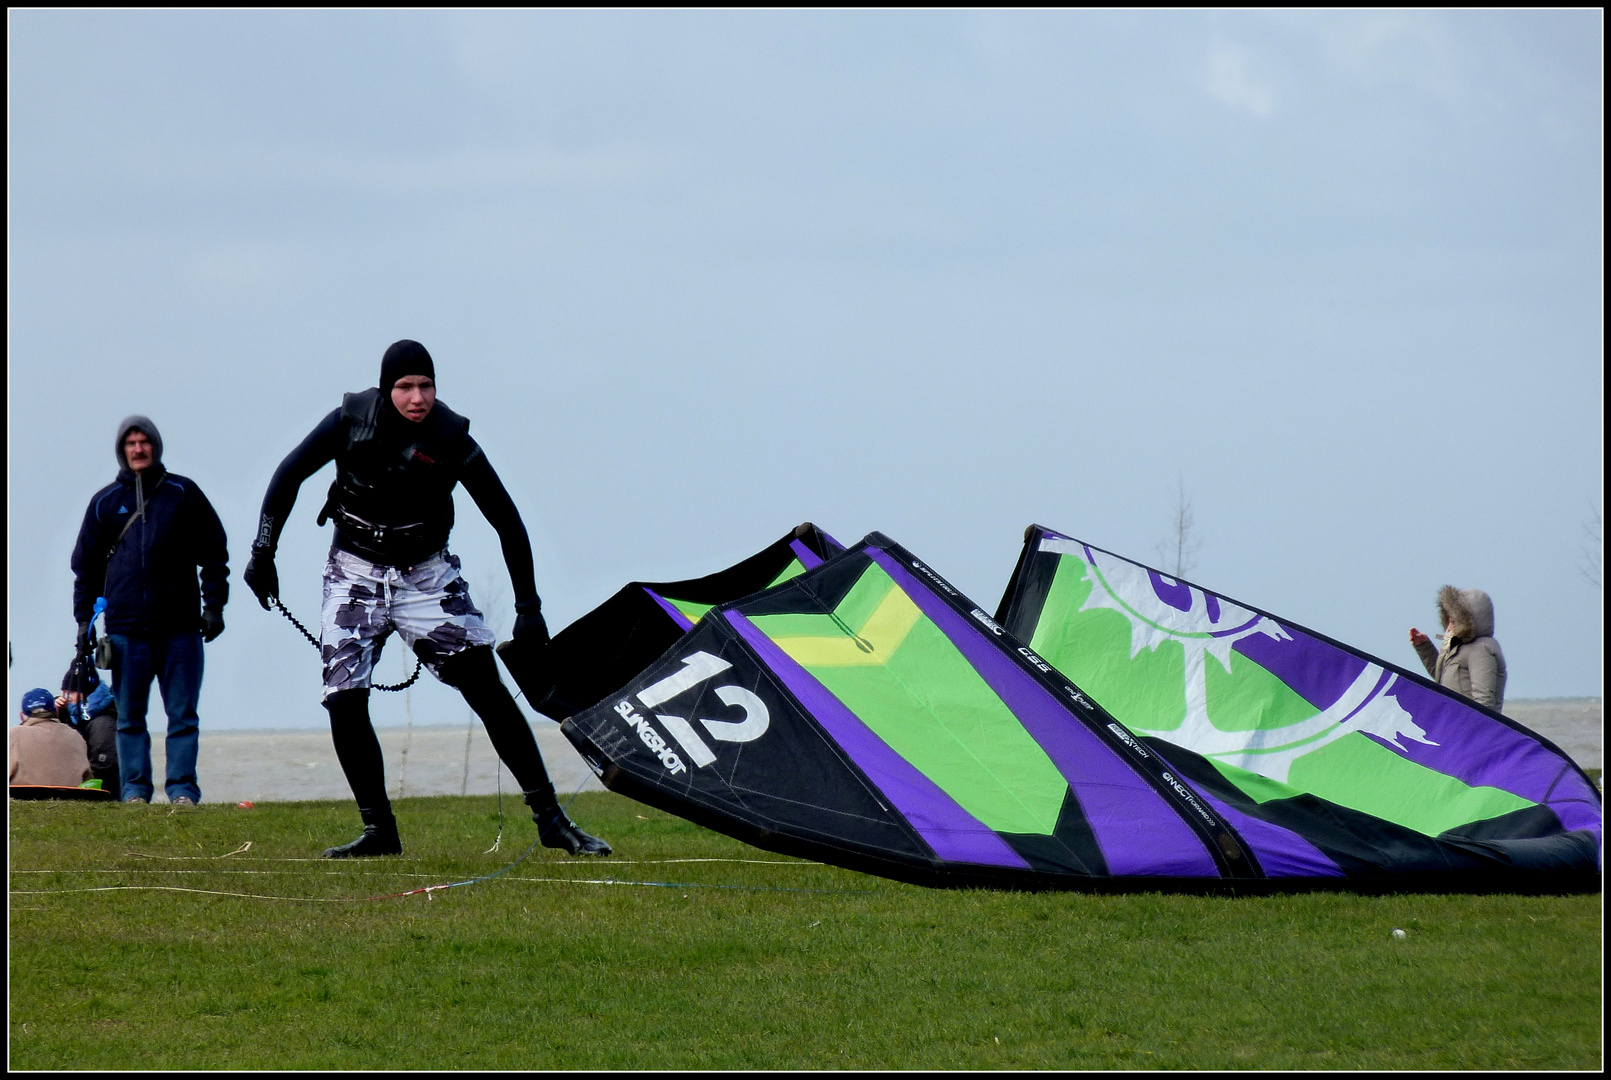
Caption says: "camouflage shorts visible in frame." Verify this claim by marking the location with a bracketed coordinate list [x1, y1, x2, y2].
[320, 547, 498, 701]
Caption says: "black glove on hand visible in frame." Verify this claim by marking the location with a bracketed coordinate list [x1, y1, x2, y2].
[512, 600, 550, 646]
[202, 608, 225, 643]
[244, 547, 278, 610]
[77, 621, 92, 652]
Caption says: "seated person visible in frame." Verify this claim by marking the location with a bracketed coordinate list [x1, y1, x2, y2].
[9, 687, 93, 788]
[60, 656, 121, 799]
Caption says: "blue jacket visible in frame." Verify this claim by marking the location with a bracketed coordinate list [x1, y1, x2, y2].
[72, 464, 230, 637]
[66, 682, 116, 731]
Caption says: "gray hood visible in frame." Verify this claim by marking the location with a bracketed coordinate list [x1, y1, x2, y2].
[1437, 585, 1495, 641]
[115, 415, 164, 472]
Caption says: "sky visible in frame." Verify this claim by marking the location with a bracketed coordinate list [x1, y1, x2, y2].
[7, 10, 1603, 734]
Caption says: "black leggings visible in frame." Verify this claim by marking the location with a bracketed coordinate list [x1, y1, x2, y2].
[324, 645, 557, 815]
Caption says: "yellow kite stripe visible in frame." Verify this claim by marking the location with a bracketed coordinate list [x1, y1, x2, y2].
[772, 585, 922, 667]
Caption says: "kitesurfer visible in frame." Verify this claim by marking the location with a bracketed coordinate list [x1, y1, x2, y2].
[1408, 586, 1507, 710]
[244, 339, 611, 858]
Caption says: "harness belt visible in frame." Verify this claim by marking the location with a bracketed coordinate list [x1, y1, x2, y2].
[318, 502, 436, 561]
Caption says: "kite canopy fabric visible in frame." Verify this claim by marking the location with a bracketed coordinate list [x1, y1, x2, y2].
[995, 524, 1601, 887]
[499, 523, 842, 722]
[559, 532, 1283, 890]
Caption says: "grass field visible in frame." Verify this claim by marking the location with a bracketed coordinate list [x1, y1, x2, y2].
[9, 792, 1603, 1070]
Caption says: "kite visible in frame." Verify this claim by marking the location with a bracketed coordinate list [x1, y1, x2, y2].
[552, 531, 1301, 890]
[993, 524, 1601, 886]
[502, 525, 1596, 891]
[499, 523, 842, 722]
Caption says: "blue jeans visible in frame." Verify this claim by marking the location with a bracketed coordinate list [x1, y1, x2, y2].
[109, 632, 204, 803]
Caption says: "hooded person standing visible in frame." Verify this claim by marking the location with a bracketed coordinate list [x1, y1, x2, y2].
[70, 417, 229, 805]
[1409, 586, 1508, 710]
[244, 339, 610, 859]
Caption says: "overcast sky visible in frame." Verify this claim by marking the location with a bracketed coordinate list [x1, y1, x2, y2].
[8, 10, 1602, 735]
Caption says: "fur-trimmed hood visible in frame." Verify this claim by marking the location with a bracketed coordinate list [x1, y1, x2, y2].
[1437, 586, 1495, 642]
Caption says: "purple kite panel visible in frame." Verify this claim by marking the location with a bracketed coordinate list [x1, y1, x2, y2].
[868, 549, 1220, 878]
[1193, 790, 1346, 878]
[725, 610, 1032, 870]
[643, 587, 696, 632]
[1231, 624, 1367, 714]
[1380, 679, 1602, 839]
[790, 538, 826, 570]
[1235, 615, 1598, 842]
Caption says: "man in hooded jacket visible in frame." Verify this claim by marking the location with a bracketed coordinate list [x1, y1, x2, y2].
[244, 339, 610, 858]
[71, 416, 229, 804]
[1409, 586, 1508, 710]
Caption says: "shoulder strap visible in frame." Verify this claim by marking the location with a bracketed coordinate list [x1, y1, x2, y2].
[104, 472, 164, 568]
[427, 399, 471, 440]
[341, 389, 382, 449]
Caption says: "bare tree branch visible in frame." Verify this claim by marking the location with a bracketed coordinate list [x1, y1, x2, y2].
[1155, 475, 1201, 579]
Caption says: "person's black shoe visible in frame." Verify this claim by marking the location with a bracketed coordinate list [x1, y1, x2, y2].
[535, 807, 612, 856]
[323, 822, 402, 858]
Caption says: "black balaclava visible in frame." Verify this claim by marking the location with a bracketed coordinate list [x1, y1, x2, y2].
[378, 340, 436, 430]
[380, 340, 435, 399]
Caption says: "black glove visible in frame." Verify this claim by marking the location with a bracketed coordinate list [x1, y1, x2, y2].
[202, 608, 225, 643]
[244, 547, 278, 610]
[77, 621, 92, 652]
[512, 599, 550, 646]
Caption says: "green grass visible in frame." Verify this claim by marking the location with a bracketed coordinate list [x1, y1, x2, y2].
[9, 793, 1603, 1070]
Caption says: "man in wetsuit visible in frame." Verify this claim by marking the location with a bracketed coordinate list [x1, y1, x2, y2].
[243, 339, 610, 858]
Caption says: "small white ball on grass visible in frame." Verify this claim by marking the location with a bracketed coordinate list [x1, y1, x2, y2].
[1391, 928, 1407, 939]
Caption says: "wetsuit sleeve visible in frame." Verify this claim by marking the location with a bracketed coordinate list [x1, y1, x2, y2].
[458, 442, 539, 607]
[255, 409, 344, 552]
[188, 484, 230, 613]
[70, 491, 112, 625]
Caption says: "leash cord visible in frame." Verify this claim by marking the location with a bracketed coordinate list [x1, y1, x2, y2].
[270, 597, 422, 692]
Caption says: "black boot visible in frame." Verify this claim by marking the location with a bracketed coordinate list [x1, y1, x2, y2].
[530, 796, 612, 857]
[323, 689, 401, 857]
[324, 806, 403, 858]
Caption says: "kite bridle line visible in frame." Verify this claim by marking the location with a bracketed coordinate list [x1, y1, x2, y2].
[12, 872, 866, 905]
[14, 821, 866, 904]
[269, 596, 422, 693]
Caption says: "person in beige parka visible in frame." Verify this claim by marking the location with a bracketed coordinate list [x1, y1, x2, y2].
[1409, 586, 1507, 710]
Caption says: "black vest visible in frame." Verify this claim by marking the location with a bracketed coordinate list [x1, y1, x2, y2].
[318, 388, 479, 566]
